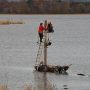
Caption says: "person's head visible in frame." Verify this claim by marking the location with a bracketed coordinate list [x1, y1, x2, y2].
[48, 22, 51, 24]
[50, 22, 52, 24]
[44, 20, 47, 25]
[40, 23, 43, 25]
[44, 20, 47, 23]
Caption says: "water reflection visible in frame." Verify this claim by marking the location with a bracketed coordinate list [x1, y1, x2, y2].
[33, 72, 48, 90]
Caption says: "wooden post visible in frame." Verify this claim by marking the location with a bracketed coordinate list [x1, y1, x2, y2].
[44, 30, 47, 66]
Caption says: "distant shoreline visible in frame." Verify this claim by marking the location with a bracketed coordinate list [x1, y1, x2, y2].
[0, 14, 90, 15]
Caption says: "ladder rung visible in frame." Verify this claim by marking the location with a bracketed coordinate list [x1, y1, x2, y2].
[36, 39, 44, 64]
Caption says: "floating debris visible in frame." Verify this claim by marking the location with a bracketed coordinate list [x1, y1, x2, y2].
[63, 84, 69, 90]
[77, 73, 85, 76]
[64, 87, 69, 89]
[63, 85, 67, 87]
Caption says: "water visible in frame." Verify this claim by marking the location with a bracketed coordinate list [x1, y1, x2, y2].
[0, 15, 90, 90]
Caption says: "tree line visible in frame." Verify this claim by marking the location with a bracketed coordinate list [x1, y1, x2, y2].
[0, 0, 90, 14]
[27, 0, 90, 14]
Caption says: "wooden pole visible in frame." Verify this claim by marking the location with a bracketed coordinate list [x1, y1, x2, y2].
[44, 30, 47, 66]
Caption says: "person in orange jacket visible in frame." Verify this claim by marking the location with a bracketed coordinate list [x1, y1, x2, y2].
[38, 23, 44, 42]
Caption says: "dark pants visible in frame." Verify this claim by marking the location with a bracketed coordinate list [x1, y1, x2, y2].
[39, 33, 43, 42]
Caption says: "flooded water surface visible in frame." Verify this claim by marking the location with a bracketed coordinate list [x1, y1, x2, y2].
[0, 15, 90, 90]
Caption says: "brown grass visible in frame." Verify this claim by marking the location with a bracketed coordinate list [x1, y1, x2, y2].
[24, 85, 32, 90]
[0, 85, 8, 90]
[0, 84, 57, 90]
[0, 20, 24, 25]
[47, 84, 57, 90]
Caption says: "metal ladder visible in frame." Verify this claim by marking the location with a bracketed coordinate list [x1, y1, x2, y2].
[35, 31, 49, 65]
[36, 42, 44, 65]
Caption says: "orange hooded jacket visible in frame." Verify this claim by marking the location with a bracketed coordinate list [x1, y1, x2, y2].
[38, 25, 44, 33]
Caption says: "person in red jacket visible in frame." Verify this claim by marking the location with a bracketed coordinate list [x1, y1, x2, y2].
[38, 23, 44, 42]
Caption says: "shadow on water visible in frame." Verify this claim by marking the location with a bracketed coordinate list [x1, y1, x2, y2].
[33, 71, 57, 90]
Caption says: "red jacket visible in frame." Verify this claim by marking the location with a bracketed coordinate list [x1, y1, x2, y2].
[38, 25, 44, 33]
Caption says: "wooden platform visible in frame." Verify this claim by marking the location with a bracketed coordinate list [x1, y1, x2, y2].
[34, 64, 72, 73]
